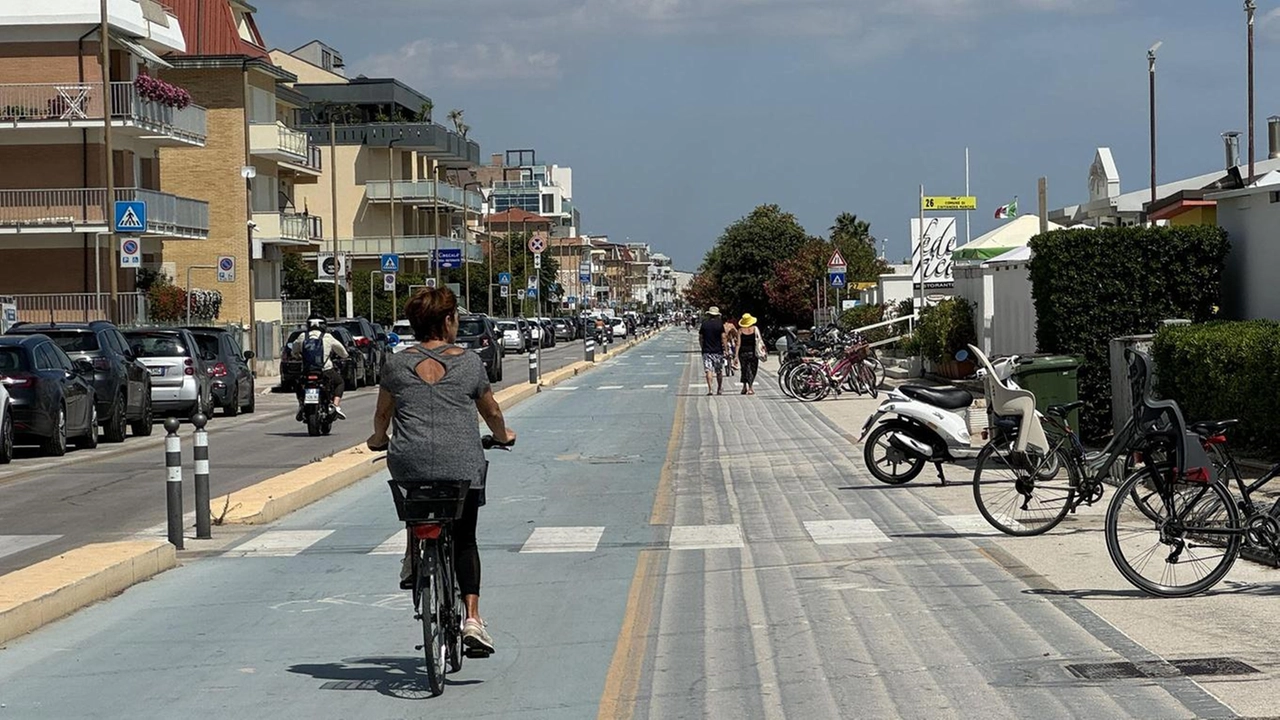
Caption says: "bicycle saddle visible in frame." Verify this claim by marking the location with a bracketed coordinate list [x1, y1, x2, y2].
[900, 385, 973, 410]
[1189, 419, 1239, 437]
[1047, 400, 1086, 418]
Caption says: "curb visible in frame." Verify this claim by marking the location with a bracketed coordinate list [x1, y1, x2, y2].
[0, 541, 176, 646]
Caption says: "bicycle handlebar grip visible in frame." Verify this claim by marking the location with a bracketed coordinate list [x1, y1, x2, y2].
[482, 435, 516, 450]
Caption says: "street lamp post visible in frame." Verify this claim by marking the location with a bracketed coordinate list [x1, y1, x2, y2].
[464, 181, 482, 313]
[387, 138, 401, 323]
[1247, 0, 1257, 184]
[1149, 41, 1162, 211]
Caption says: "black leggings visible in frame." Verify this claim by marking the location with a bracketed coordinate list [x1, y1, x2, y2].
[453, 489, 482, 596]
[739, 352, 759, 386]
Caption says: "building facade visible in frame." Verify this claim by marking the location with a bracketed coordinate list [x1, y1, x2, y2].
[476, 152, 578, 238]
[0, 0, 210, 321]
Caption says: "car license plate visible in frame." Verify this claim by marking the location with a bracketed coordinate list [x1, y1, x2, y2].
[147, 366, 165, 377]
[304, 388, 320, 404]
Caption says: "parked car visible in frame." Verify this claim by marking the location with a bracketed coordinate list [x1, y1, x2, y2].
[6, 320, 152, 441]
[282, 326, 366, 391]
[0, 383, 11, 464]
[496, 320, 526, 352]
[330, 317, 385, 386]
[611, 317, 627, 338]
[0, 334, 98, 456]
[185, 327, 255, 416]
[390, 321, 415, 353]
[124, 328, 213, 420]
[551, 318, 575, 342]
[456, 314, 503, 383]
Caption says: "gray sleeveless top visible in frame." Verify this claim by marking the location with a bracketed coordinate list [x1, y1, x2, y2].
[382, 344, 490, 488]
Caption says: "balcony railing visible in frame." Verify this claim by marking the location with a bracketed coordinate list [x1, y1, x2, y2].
[0, 82, 206, 143]
[365, 180, 483, 212]
[249, 122, 322, 171]
[0, 187, 209, 237]
[252, 211, 322, 244]
[339, 235, 485, 260]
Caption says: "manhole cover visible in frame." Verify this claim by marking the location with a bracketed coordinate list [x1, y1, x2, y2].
[1066, 657, 1260, 681]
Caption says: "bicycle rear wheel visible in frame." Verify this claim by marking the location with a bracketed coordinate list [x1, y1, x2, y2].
[856, 362, 879, 399]
[417, 544, 447, 696]
[777, 361, 801, 398]
[972, 443, 1075, 536]
[442, 535, 464, 673]
[791, 364, 830, 402]
[1105, 466, 1240, 597]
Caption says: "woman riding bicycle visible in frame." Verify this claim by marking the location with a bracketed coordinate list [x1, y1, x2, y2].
[368, 286, 516, 658]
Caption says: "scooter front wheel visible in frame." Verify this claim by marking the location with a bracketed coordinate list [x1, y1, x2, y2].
[863, 424, 927, 485]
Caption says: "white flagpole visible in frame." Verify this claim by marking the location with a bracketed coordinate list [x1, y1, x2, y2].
[965, 147, 971, 244]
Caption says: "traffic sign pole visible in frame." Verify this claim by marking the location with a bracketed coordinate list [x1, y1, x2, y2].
[918, 184, 925, 312]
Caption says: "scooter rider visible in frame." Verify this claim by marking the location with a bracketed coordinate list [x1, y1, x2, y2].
[288, 312, 349, 420]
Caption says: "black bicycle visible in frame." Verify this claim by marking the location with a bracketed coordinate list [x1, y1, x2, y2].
[386, 435, 513, 696]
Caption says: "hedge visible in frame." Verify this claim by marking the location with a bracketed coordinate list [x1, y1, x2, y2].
[1028, 225, 1229, 442]
[901, 297, 976, 364]
[1152, 321, 1280, 458]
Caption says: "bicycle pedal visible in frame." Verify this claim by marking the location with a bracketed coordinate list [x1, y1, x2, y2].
[415, 644, 424, 651]
[464, 647, 493, 659]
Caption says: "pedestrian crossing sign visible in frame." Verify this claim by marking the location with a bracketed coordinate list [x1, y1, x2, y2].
[114, 201, 146, 233]
[380, 254, 400, 273]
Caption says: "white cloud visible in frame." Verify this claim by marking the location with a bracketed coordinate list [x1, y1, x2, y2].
[357, 39, 560, 86]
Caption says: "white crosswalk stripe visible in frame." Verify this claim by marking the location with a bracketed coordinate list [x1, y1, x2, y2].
[669, 524, 744, 550]
[643, 384, 669, 389]
[938, 514, 1018, 535]
[224, 530, 334, 558]
[369, 531, 406, 555]
[803, 519, 890, 545]
[599, 385, 623, 390]
[0, 534, 62, 561]
[520, 526, 606, 553]
[553, 386, 580, 391]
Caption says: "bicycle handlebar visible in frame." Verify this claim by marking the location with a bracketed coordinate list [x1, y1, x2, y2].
[481, 434, 515, 451]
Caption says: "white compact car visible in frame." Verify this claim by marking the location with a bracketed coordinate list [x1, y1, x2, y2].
[611, 317, 627, 338]
[496, 321, 525, 352]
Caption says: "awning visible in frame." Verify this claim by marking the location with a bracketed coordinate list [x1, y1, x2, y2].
[113, 34, 173, 69]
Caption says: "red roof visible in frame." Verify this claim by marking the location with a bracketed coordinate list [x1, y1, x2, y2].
[484, 209, 551, 226]
[165, 0, 270, 59]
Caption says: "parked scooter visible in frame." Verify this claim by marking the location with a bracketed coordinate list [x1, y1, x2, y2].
[857, 347, 1053, 485]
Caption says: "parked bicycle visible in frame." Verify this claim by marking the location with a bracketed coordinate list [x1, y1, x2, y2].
[776, 328, 881, 401]
[385, 434, 514, 696]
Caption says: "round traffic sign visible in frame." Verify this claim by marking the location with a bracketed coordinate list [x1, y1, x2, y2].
[321, 256, 337, 275]
[528, 235, 546, 254]
[121, 239, 139, 254]
[219, 257, 234, 271]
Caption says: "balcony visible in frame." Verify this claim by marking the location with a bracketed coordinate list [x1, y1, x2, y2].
[249, 122, 322, 176]
[0, 187, 208, 238]
[336, 236, 485, 260]
[0, 82, 206, 145]
[252, 211, 323, 245]
[302, 122, 480, 166]
[365, 180, 483, 212]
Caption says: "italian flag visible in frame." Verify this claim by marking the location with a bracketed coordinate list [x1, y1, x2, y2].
[994, 197, 1018, 220]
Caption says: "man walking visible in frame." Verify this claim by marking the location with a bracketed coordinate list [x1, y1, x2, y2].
[699, 306, 729, 396]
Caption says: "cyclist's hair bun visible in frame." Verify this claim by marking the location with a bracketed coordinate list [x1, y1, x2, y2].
[405, 286, 458, 341]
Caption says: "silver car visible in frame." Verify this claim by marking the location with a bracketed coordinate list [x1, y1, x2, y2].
[496, 320, 526, 352]
[124, 329, 212, 419]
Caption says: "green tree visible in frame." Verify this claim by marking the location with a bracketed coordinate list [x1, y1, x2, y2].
[282, 252, 338, 318]
[830, 212, 874, 248]
[698, 204, 811, 324]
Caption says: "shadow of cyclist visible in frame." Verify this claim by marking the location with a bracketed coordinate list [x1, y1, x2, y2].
[287, 656, 483, 699]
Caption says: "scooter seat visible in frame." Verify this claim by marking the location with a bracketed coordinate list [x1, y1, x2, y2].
[900, 385, 974, 410]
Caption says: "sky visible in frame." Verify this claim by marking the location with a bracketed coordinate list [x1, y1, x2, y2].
[257, 0, 1280, 270]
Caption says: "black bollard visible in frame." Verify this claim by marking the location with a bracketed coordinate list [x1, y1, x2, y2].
[585, 337, 595, 363]
[163, 417, 184, 549]
[528, 350, 538, 384]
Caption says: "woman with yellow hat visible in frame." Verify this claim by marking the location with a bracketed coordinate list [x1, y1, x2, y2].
[737, 313, 766, 395]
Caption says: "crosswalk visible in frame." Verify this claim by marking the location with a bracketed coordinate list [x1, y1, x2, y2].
[209, 515, 1010, 560]
[0, 534, 62, 562]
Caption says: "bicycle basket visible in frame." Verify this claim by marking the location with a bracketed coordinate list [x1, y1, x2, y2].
[387, 479, 470, 522]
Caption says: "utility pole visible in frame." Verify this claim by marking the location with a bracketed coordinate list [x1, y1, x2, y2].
[100, 0, 117, 321]
[1038, 177, 1049, 234]
[329, 119, 339, 317]
[1247, 0, 1257, 184]
[387, 139, 401, 322]
[1149, 41, 1161, 210]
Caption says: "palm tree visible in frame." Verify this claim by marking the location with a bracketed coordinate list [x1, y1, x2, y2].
[418, 99, 433, 123]
[830, 212, 874, 247]
[448, 108, 465, 135]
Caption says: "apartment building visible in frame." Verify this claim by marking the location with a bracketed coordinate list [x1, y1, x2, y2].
[268, 47, 483, 290]
[156, 0, 322, 332]
[650, 252, 675, 311]
[0, 0, 209, 321]
[476, 152, 579, 238]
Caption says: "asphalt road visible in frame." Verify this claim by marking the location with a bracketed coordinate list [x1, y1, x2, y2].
[0, 329, 1255, 718]
[0, 339, 596, 576]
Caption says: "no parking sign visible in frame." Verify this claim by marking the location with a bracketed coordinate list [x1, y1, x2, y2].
[217, 256, 236, 283]
[120, 237, 141, 268]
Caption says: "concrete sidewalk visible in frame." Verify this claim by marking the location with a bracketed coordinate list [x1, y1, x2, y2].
[782, 372, 1280, 719]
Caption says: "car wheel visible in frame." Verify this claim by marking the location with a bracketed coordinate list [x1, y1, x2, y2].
[41, 405, 67, 457]
[75, 404, 99, 449]
[0, 405, 13, 464]
[345, 371, 358, 392]
[104, 393, 128, 443]
[497, 358, 504, 383]
[131, 392, 154, 437]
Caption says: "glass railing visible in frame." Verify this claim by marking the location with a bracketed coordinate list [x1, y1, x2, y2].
[0, 82, 207, 143]
[339, 236, 485, 260]
[365, 180, 483, 210]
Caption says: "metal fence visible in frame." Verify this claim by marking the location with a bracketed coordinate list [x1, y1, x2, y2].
[281, 299, 311, 327]
[0, 187, 208, 235]
[13, 292, 147, 325]
[255, 321, 282, 361]
[0, 81, 206, 142]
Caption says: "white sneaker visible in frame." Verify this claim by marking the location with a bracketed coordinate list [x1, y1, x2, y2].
[463, 618, 495, 656]
[333, 406, 347, 420]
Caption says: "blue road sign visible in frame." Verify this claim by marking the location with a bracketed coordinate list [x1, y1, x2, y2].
[579, 272, 591, 284]
[498, 272, 512, 286]
[436, 248, 462, 269]
[526, 288, 538, 299]
[380, 254, 400, 273]
[114, 201, 146, 233]
[567, 296, 578, 304]
[829, 272, 847, 288]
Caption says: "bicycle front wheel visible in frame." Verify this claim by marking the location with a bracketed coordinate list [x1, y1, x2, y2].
[972, 443, 1075, 536]
[1105, 467, 1240, 597]
[418, 544, 447, 696]
[791, 365, 830, 402]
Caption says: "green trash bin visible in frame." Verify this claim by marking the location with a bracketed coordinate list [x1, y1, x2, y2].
[1013, 355, 1084, 432]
